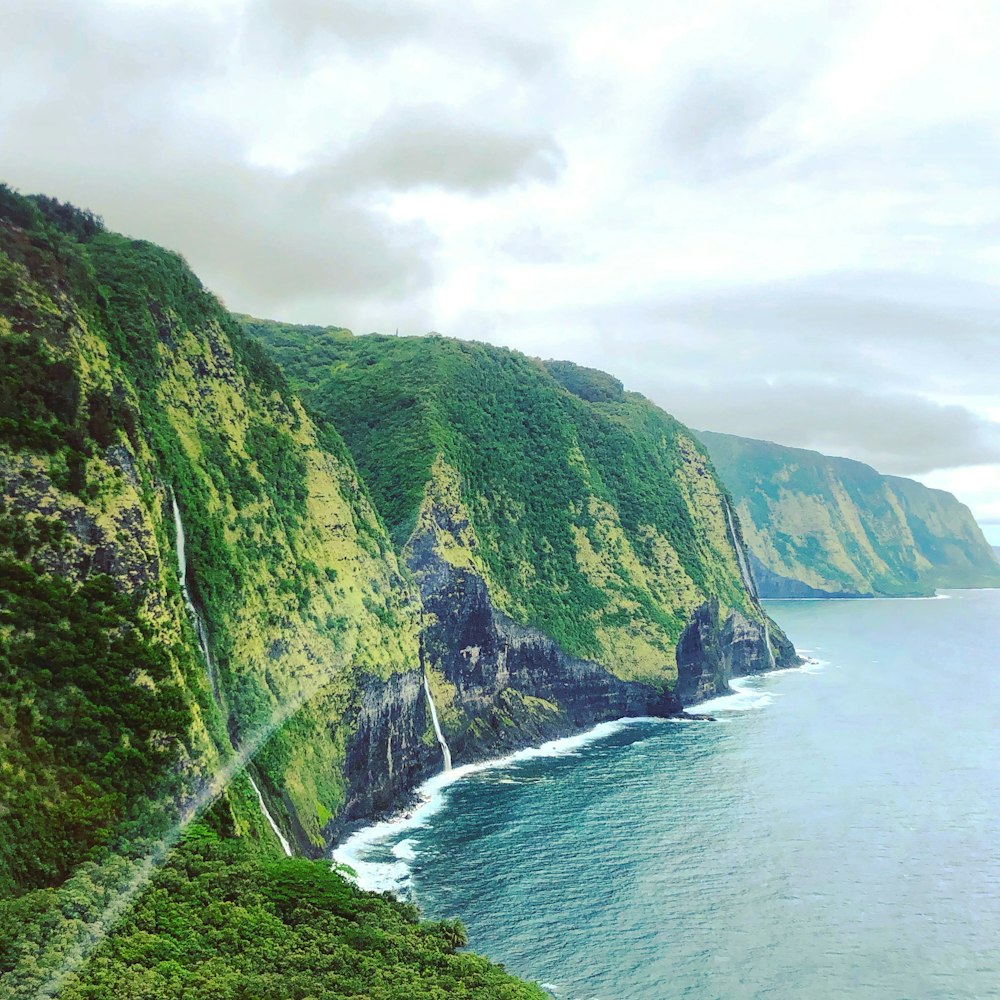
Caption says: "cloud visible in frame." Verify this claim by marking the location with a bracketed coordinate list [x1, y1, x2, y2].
[252, 0, 429, 49]
[499, 224, 569, 262]
[3, 0, 1000, 519]
[250, 0, 553, 72]
[794, 121, 1000, 190]
[0, 0, 565, 326]
[589, 270, 1000, 399]
[658, 68, 790, 181]
[667, 381, 1000, 475]
[323, 105, 565, 195]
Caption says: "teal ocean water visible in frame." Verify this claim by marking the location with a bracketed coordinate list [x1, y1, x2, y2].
[338, 590, 1000, 999]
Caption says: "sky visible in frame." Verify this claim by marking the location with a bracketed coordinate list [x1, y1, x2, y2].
[2, 0, 999, 539]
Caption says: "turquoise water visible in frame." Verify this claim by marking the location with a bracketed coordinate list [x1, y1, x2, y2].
[343, 591, 1000, 999]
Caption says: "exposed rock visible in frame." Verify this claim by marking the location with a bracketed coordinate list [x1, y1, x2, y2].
[343, 508, 804, 819]
[327, 668, 434, 847]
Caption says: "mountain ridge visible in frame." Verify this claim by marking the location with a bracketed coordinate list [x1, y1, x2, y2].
[697, 428, 1000, 597]
[244, 324, 796, 736]
[1, 187, 785, 996]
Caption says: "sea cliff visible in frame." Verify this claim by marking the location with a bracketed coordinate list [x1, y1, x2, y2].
[698, 429, 1000, 597]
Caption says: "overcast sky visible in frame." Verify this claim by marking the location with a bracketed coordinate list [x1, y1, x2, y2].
[2, 0, 999, 537]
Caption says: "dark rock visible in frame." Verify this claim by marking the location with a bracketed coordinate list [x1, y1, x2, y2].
[326, 668, 434, 847]
[328, 507, 803, 852]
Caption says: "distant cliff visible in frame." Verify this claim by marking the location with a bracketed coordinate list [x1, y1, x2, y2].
[698, 430, 1000, 597]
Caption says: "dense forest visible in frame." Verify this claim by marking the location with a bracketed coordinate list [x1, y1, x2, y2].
[246, 321, 771, 686]
[3, 827, 542, 1000]
[0, 186, 536, 997]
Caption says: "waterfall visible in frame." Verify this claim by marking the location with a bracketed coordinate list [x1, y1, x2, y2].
[723, 497, 757, 600]
[423, 674, 452, 772]
[722, 496, 777, 671]
[171, 488, 292, 854]
[247, 775, 293, 857]
[763, 619, 777, 671]
[171, 492, 217, 699]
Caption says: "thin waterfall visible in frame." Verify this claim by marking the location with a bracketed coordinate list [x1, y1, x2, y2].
[423, 673, 452, 771]
[171, 491, 217, 699]
[723, 496, 757, 599]
[171, 488, 292, 854]
[763, 619, 777, 671]
[248, 775, 293, 857]
[722, 496, 777, 671]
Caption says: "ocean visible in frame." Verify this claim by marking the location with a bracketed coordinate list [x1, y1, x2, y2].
[336, 590, 1000, 999]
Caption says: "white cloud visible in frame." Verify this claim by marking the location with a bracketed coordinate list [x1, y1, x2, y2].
[2, 0, 998, 523]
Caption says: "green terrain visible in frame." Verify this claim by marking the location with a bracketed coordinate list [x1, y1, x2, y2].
[0, 186, 533, 997]
[0, 187, 774, 997]
[243, 321, 770, 689]
[3, 180, 993, 997]
[699, 430, 1000, 597]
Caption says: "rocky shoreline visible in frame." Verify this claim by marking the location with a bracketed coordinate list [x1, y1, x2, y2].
[319, 540, 801, 857]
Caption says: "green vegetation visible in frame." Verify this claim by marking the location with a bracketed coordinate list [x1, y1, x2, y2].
[0, 181, 423, 866]
[247, 326, 760, 683]
[698, 430, 1000, 596]
[1, 187, 540, 996]
[0, 549, 186, 896]
[1, 830, 542, 1000]
[0, 184, 801, 997]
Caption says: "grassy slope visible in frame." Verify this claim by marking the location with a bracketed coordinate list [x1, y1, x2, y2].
[0, 187, 420, 867]
[698, 429, 1000, 595]
[1, 188, 535, 998]
[247, 322, 764, 687]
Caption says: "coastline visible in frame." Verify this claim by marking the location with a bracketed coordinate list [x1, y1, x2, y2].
[332, 715, 682, 893]
[332, 657, 820, 893]
[327, 632, 820, 895]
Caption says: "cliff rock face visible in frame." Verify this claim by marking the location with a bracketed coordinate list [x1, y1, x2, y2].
[410, 523, 681, 766]
[747, 553, 865, 599]
[0, 185, 800, 900]
[1, 187, 799, 999]
[407, 492, 798, 767]
[337, 669, 432, 831]
[0, 189, 424, 883]
[698, 429, 1000, 597]
[671, 600, 798, 703]
[249, 327, 800, 774]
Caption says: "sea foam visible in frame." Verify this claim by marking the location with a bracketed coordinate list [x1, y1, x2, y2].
[332, 716, 666, 893]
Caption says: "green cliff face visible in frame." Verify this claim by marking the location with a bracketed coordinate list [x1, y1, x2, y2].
[0, 189, 532, 999]
[698, 430, 1000, 597]
[244, 326, 794, 717]
[0, 187, 424, 880]
[0, 186, 787, 998]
